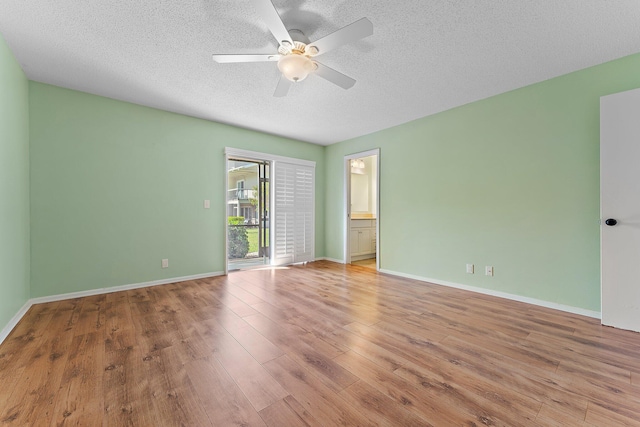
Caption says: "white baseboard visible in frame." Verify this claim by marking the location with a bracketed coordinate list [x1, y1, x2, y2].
[29, 271, 224, 305]
[315, 257, 345, 264]
[379, 268, 601, 319]
[2, 266, 601, 347]
[0, 300, 32, 345]
[0, 271, 224, 345]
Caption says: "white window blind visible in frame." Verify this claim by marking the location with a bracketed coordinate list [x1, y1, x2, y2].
[272, 162, 315, 265]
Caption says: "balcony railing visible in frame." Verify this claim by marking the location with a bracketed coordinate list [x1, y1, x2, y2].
[228, 188, 256, 200]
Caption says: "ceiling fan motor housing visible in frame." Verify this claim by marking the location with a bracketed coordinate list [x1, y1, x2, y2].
[287, 29, 310, 44]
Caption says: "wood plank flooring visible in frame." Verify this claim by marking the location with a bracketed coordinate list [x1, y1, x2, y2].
[351, 258, 376, 270]
[1, 260, 640, 426]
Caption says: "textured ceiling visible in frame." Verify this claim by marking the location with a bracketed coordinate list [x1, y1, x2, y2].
[1, 1, 640, 145]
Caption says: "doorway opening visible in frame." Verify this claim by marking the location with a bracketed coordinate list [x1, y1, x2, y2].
[226, 158, 270, 271]
[345, 149, 380, 271]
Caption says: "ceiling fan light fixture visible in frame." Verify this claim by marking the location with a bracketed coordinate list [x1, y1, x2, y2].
[211, 1, 373, 96]
[277, 54, 314, 82]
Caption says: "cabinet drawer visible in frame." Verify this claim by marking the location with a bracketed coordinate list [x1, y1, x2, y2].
[351, 219, 372, 228]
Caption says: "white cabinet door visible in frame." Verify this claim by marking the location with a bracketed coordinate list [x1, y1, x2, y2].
[350, 229, 360, 255]
[358, 229, 372, 255]
[350, 220, 377, 256]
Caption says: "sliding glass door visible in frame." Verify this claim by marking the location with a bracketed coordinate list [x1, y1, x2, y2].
[227, 158, 270, 271]
[225, 148, 315, 272]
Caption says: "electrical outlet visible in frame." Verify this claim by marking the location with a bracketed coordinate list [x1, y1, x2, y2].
[204, 200, 210, 209]
[162, 259, 169, 268]
[485, 266, 494, 276]
[466, 264, 474, 274]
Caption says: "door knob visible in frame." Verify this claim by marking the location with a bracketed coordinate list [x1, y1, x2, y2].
[605, 218, 618, 226]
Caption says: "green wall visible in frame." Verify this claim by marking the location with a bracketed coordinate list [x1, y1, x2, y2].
[7, 46, 640, 319]
[0, 34, 30, 328]
[326, 53, 640, 312]
[29, 83, 325, 298]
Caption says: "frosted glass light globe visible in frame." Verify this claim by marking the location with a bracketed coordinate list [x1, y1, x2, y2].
[277, 54, 314, 82]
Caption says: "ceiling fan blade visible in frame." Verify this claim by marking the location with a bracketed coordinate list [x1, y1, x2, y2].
[307, 18, 373, 56]
[313, 62, 356, 90]
[212, 54, 279, 63]
[273, 75, 292, 97]
[251, 0, 293, 47]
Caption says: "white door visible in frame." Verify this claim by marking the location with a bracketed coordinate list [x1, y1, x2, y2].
[600, 88, 640, 332]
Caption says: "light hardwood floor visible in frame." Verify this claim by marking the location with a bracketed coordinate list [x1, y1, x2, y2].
[1, 260, 640, 426]
[351, 258, 376, 270]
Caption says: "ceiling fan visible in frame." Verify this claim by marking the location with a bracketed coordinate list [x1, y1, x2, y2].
[212, 0, 373, 97]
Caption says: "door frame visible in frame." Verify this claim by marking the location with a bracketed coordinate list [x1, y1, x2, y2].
[224, 155, 269, 275]
[225, 147, 315, 274]
[344, 148, 380, 270]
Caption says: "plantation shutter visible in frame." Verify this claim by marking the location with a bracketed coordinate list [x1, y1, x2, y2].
[272, 161, 315, 266]
[294, 165, 314, 263]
